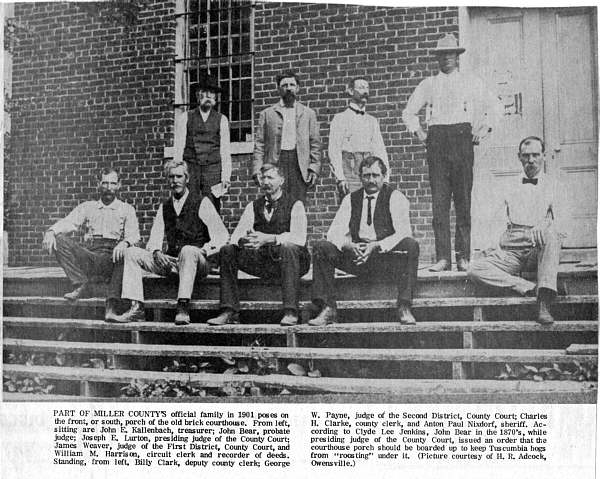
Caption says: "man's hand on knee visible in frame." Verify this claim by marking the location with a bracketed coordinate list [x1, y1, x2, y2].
[153, 250, 172, 271]
[42, 230, 56, 254]
[112, 241, 130, 262]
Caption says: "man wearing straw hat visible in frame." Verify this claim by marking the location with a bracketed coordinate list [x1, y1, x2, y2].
[402, 33, 501, 273]
[183, 73, 232, 213]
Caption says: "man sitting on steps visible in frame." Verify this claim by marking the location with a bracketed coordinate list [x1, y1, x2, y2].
[468, 136, 562, 325]
[310, 156, 420, 326]
[207, 163, 310, 327]
[109, 159, 228, 325]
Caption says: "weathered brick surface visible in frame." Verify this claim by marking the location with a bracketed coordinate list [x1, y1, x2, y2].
[6, 2, 459, 266]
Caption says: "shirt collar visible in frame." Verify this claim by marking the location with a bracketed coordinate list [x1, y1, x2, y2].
[172, 188, 189, 205]
[96, 198, 119, 209]
[349, 102, 366, 113]
[363, 190, 380, 201]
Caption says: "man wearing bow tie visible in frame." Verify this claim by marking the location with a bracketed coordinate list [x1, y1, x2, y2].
[468, 137, 561, 325]
[309, 156, 420, 326]
[208, 163, 310, 326]
[328, 77, 389, 196]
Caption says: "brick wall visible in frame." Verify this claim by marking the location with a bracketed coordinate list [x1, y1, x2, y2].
[6, 1, 176, 266]
[5, 2, 459, 266]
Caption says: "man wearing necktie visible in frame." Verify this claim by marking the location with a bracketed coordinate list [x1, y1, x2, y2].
[402, 33, 502, 272]
[468, 137, 561, 325]
[253, 71, 321, 203]
[208, 163, 310, 326]
[328, 77, 389, 197]
[310, 156, 420, 325]
[110, 159, 229, 325]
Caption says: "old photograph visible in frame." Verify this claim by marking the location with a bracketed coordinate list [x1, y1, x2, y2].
[2, 2, 597, 405]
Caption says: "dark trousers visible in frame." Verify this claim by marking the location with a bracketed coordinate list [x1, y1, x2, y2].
[311, 238, 420, 308]
[54, 234, 123, 298]
[427, 123, 474, 263]
[279, 149, 308, 204]
[186, 161, 222, 213]
[219, 243, 310, 312]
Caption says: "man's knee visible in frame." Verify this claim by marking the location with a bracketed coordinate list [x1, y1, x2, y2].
[279, 242, 302, 258]
[399, 237, 419, 257]
[124, 246, 145, 263]
[312, 240, 337, 259]
[179, 245, 206, 263]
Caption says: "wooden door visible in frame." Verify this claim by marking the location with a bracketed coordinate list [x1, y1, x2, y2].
[467, 7, 597, 250]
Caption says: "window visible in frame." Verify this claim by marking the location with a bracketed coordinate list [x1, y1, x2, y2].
[177, 0, 254, 143]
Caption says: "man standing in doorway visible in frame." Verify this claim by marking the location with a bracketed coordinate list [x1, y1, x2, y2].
[253, 71, 321, 203]
[183, 73, 232, 213]
[329, 77, 389, 197]
[402, 33, 501, 272]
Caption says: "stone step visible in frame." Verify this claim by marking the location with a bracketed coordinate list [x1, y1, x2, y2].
[4, 338, 597, 364]
[4, 316, 598, 335]
[3, 364, 597, 397]
[4, 265, 597, 299]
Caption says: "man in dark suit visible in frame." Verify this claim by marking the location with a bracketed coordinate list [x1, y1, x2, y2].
[253, 71, 321, 203]
[310, 156, 420, 325]
[208, 163, 310, 327]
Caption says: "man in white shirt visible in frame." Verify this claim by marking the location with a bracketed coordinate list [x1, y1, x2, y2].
[183, 73, 231, 213]
[402, 33, 501, 272]
[109, 159, 229, 325]
[328, 77, 389, 196]
[310, 156, 420, 326]
[468, 137, 561, 325]
[42, 168, 140, 320]
[253, 71, 321, 203]
[207, 163, 310, 327]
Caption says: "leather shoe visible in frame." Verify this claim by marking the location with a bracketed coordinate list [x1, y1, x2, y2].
[109, 301, 146, 323]
[64, 282, 90, 301]
[308, 306, 337, 326]
[174, 301, 191, 325]
[280, 310, 299, 326]
[207, 310, 239, 326]
[429, 259, 451, 272]
[537, 298, 555, 325]
[456, 258, 469, 272]
[104, 298, 119, 322]
[397, 303, 416, 325]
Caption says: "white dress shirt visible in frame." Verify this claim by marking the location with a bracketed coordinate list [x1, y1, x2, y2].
[146, 189, 229, 256]
[328, 102, 389, 181]
[327, 188, 413, 252]
[230, 196, 307, 247]
[50, 198, 140, 245]
[279, 100, 297, 150]
[402, 70, 502, 135]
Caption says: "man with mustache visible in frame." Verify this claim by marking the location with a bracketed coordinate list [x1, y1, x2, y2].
[329, 77, 389, 197]
[468, 137, 561, 325]
[310, 156, 419, 326]
[110, 159, 229, 325]
[253, 71, 321, 203]
[183, 73, 231, 213]
[207, 163, 310, 326]
[402, 33, 501, 272]
[42, 168, 140, 321]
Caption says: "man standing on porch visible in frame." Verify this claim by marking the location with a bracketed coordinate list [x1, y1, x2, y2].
[402, 33, 501, 272]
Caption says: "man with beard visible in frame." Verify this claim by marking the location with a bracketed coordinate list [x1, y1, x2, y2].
[309, 156, 419, 326]
[110, 159, 229, 325]
[253, 71, 321, 203]
[207, 163, 310, 326]
[329, 77, 389, 196]
[42, 168, 140, 321]
[402, 33, 501, 272]
[183, 73, 231, 212]
[468, 137, 561, 325]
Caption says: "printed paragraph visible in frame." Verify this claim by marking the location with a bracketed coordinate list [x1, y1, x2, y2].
[308, 410, 549, 466]
[53, 408, 291, 468]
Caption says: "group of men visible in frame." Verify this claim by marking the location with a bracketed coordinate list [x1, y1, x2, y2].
[42, 33, 562, 326]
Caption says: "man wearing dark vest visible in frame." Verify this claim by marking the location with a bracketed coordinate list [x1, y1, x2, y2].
[207, 163, 310, 326]
[310, 156, 420, 325]
[183, 74, 231, 212]
[110, 159, 228, 325]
